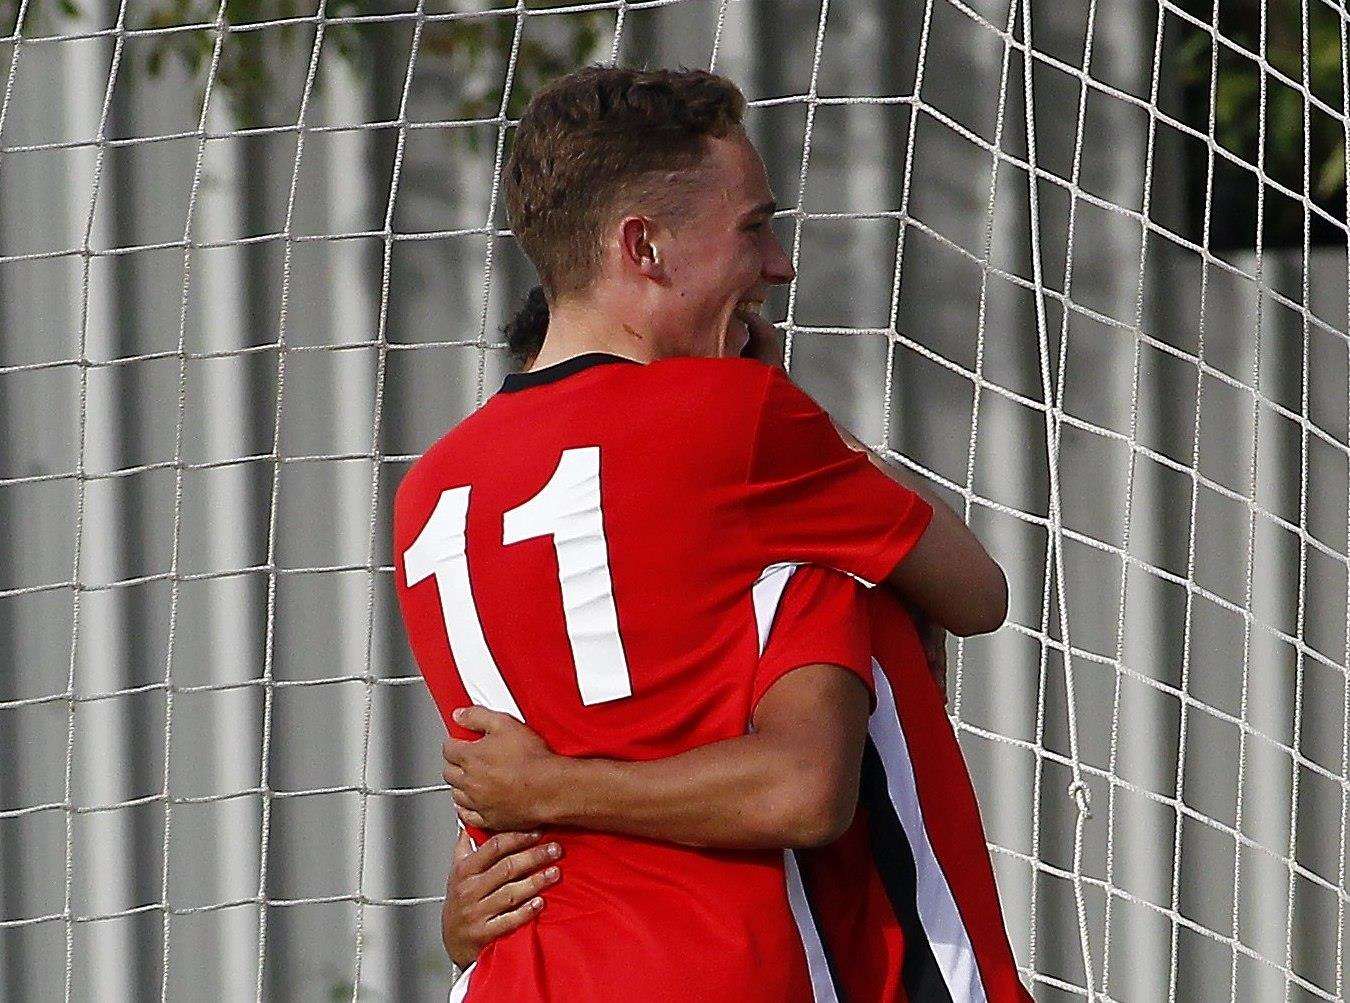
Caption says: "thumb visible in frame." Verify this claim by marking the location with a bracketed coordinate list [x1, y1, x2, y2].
[452, 824, 474, 863]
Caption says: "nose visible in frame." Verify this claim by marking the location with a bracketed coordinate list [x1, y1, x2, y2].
[763, 228, 795, 286]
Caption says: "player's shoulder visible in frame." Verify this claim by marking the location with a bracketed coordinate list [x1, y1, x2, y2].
[655, 356, 821, 412]
[394, 408, 489, 511]
[645, 354, 777, 385]
[644, 355, 778, 398]
[618, 357, 829, 468]
[628, 357, 782, 453]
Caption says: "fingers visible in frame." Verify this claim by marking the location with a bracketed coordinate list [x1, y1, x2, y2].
[479, 840, 562, 890]
[481, 864, 561, 918]
[443, 738, 474, 770]
[482, 894, 546, 938]
[452, 826, 474, 864]
[452, 705, 516, 734]
[456, 830, 543, 879]
[450, 789, 490, 831]
[741, 313, 785, 368]
[457, 806, 487, 829]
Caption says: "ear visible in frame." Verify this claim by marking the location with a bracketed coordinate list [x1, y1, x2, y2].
[619, 216, 666, 281]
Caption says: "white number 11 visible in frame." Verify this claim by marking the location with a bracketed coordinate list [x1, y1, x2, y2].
[403, 446, 633, 720]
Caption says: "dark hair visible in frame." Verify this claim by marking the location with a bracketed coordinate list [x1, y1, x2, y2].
[504, 285, 549, 364]
[504, 64, 746, 301]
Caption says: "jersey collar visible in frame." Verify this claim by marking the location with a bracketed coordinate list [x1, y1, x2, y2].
[499, 352, 641, 393]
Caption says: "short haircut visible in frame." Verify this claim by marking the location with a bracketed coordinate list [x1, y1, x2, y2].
[504, 64, 747, 301]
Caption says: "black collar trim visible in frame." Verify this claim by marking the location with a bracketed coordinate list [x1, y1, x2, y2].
[500, 352, 641, 393]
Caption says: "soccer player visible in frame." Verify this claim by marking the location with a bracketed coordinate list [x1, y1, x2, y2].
[444, 580, 1029, 1002]
[437, 298, 1031, 1002]
[393, 65, 1005, 1001]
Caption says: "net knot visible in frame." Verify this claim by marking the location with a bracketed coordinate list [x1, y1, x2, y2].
[1067, 779, 1092, 818]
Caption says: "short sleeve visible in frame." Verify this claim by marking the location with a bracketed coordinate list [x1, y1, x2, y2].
[751, 565, 874, 715]
[742, 369, 934, 586]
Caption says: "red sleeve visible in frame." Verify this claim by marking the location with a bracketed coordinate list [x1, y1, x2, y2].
[751, 565, 874, 715]
[741, 369, 934, 587]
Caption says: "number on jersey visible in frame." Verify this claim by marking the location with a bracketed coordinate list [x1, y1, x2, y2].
[403, 446, 633, 720]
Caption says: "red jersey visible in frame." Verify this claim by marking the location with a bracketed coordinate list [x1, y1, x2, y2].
[764, 578, 1030, 1002]
[392, 353, 931, 1002]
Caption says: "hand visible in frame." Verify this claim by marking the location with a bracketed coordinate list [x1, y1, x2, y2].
[739, 311, 786, 369]
[910, 608, 949, 702]
[442, 827, 562, 968]
[444, 706, 562, 831]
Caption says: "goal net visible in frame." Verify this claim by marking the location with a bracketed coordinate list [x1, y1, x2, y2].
[1, 0, 1346, 1000]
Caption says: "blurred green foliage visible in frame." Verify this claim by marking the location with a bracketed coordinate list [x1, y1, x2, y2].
[2, 1, 605, 129]
[1175, 0, 1347, 247]
[12, 1, 1345, 247]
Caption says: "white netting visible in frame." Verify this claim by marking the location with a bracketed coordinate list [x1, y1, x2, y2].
[1, 0, 1347, 999]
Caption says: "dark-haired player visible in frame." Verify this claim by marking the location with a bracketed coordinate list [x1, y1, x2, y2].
[438, 294, 1031, 1002]
[393, 65, 1007, 1002]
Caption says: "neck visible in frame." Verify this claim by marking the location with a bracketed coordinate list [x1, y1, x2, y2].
[529, 295, 659, 369]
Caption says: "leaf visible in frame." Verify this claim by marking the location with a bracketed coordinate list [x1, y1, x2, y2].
[28, 1, 575, 151]
[1317, 140, 1346, 202]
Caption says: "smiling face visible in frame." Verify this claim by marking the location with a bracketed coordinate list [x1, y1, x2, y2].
[642, 129, 796, 359]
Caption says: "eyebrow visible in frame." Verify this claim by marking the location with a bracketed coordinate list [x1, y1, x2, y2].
[742, 200, 778, 221]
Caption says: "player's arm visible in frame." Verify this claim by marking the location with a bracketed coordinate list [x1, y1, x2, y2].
[444, 662, 871, 850]
[740, 342, 1007, 638]
[832, 421, 1008, 637]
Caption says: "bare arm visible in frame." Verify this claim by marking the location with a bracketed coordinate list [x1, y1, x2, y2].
[742, 313, 1006, 637]
[445, 663, 871, 850]
[833, 422, 1008, 637]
